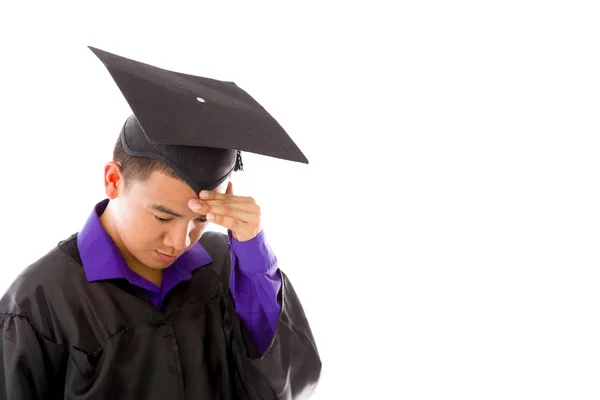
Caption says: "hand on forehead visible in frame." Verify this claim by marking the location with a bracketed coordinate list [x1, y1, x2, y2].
[189, 181, 262, 242]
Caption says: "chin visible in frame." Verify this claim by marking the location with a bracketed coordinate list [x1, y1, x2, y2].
[148, 262, 173, 270]
[131, 253, 167, 270]
[147, 264, 174, 272]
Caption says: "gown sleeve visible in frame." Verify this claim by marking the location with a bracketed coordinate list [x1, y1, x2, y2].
[202, 231, 323, 399]
[247, 271, 322, 399]
[0, 313, 66, 399]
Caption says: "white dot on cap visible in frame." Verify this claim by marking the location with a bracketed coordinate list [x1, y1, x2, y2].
[197, 97, 206, 103]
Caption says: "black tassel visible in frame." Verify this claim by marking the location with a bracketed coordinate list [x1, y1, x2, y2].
[234, 150, 244, 171]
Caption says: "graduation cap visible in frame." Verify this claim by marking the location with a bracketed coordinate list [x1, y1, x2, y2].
[88, 46, 308, 193]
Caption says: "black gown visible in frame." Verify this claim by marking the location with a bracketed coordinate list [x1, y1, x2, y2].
[0, 231, 321, 399]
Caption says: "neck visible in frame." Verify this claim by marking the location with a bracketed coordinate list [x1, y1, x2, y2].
[99, 201, 163, 287]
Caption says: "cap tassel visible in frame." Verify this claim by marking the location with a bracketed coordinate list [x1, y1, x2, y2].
[234, 150, 244, 171]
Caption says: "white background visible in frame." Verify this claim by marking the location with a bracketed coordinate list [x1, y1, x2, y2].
[1, 1, 600, 398]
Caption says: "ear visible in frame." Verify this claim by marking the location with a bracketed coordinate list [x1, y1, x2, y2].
[104, 162, 124, 199]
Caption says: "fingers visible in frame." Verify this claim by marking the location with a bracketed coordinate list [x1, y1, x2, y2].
[204, 213, 261, 241]
[192, 185, 261, 240]
[199, 189, 255, 203]
[206, 213, 251, 230]
[188, 200, 260, 223]
[192, 198, 254, 207]
[208, 207, 260, 224]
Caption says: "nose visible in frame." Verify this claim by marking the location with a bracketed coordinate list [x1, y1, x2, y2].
[163, 221, 195, 252]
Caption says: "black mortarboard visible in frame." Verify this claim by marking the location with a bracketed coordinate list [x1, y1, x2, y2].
[88, 46, 308, 193]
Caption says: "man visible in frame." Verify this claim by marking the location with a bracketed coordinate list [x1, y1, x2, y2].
[0, 47, 321, 399]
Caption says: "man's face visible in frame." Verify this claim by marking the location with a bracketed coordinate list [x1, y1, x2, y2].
[110, 170, 228, 270]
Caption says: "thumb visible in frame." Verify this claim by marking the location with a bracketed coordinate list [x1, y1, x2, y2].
[226, 181, 234, 195]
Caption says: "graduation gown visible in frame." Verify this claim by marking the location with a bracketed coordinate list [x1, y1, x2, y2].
[0, 231, 321, 399]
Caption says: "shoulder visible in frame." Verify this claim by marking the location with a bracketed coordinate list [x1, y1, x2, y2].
[0, 234, 88, 338]
[199, 230, 229, 258]
[197, 230, 231, 287]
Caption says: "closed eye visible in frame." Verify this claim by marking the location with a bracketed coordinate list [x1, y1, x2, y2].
[155, 215, 206, 223]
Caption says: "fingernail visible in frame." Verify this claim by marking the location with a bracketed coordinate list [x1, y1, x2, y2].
[190, 200, 201, 210]
[200, 191, 209, 199]
[207, 213, 215, 221]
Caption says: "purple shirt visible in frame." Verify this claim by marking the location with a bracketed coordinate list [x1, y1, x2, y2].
[76, 199, 281, 354]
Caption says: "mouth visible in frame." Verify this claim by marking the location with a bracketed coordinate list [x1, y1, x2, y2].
[156, 251, 178, 263]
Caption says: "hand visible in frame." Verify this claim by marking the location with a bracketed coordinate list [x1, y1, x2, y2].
[188, 181, 262, 242]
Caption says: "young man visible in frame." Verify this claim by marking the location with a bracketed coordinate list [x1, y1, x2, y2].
[0, 47, 321, 399]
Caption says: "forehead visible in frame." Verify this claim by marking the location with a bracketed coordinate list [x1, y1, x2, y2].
[130, 171, 228, 202]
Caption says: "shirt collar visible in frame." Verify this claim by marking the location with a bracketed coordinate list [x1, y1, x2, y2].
[77, 199, 213, 285]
